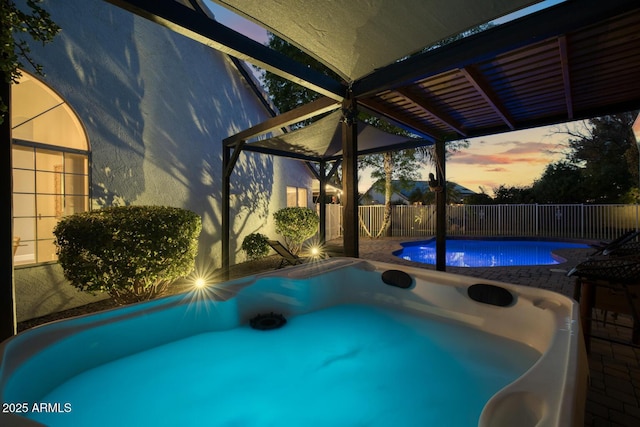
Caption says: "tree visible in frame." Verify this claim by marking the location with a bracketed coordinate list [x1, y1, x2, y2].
[359, 150, 422, 237]
[1, 0, 60, 123]
[557, 112, 638, 203]
[493, 185, 535, 204]
[463, 187, 494, 205]
[531, 161, 586, 203]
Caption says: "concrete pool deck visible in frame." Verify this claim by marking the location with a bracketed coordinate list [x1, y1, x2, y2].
[324, 236, 640, 427]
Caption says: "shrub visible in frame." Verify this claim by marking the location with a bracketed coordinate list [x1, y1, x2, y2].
[53, 205, 202, 305]
[273, 207, 319, 255]
[241, 233, 270, 261]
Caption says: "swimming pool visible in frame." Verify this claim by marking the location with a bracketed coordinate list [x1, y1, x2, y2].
[0, 258, 587, 426]
[395, 238, 591, 267]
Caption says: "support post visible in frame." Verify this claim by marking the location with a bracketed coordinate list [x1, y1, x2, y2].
[318, 160, 327, 244]
[435, 139, 446, 271]
[341, 92, 359, 257]
[1, 77, 16, 341]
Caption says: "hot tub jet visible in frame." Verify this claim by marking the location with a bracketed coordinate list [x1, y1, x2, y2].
[250, 312, 287, 330]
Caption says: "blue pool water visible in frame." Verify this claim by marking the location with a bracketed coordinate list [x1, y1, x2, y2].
[395, 238, 590, 267]
[27, 304, 539, 427]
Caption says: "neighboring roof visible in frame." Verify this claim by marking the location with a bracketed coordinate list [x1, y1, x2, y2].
[213, 0, 539, 82]
[362, 180, 477, 204]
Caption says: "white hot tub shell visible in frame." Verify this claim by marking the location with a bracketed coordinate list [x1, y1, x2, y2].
[0, 258, 588, 426]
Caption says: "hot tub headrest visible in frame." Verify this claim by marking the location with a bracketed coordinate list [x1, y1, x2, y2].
[467, 283, 514, 307]
[381, 269, 413, 289]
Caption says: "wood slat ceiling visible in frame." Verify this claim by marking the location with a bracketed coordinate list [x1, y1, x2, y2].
[359, 8, 640, 142]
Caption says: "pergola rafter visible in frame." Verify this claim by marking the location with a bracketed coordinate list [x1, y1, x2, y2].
[460, 66, 515, 130]
[395, 87, 467, 137]
[558, 36, 574, 120]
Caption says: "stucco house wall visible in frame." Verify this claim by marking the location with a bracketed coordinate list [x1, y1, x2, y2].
[14, 0, 312, 321]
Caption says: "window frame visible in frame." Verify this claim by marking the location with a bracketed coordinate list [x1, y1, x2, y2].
[12, 139, 91, 267]
[286, 186, 309, 208]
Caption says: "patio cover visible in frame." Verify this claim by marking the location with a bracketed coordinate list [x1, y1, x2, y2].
[106, 0, 640, 140]
[242, 109, 431, 162]
[213, 0, 541, 81]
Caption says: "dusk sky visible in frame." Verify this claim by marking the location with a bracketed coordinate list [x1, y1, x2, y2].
[205, 1, 571, 195]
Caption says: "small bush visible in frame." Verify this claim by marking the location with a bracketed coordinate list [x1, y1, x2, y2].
[54, 206, 202, 305]
[242, 233, 270, 261]
[273, 207, 319, 255]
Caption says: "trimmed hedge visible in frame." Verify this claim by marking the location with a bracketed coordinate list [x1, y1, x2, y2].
[53, 205, 202, 305]
[273, 207, 319, 255]
[241, 232, 270, 261]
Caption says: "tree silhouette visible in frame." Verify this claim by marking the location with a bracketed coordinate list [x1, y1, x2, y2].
[1, 0, 60, 123]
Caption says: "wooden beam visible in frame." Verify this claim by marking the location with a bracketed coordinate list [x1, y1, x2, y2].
[224, 140, 246, 179]
[341, 93, 359, 258]
[305, 162, 320, 180]
[104, 0, 346, 101]
[327, 159, 342, 180]
[558, 36, 574, 120]
[241, 145, 323, 162]
[354, 138, 435, 157]
[358, 97, 438, 142]
[395, 87, 467, 137]
[460, 66, 515, 130]
[224, 96, 340, 145]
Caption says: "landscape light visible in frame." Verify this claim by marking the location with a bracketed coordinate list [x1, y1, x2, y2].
[194, 278, 207, 289]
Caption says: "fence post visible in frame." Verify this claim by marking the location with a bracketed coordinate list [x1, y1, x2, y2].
[581, 204, 585, 239]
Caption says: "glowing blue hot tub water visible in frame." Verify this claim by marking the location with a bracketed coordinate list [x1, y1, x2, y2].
[395, 238, 590, 267]
[25, 304, 538, 427]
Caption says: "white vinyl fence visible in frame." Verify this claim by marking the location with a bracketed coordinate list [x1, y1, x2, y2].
[321, 204, 640, 242]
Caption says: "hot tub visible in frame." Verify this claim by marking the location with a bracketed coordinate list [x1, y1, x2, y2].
[0, 258, 587, 426]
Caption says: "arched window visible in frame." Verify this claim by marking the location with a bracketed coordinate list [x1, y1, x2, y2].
[12, 72, 90, 266]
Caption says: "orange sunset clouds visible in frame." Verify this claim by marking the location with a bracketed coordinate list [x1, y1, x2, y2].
[446, 127, 566, 195]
